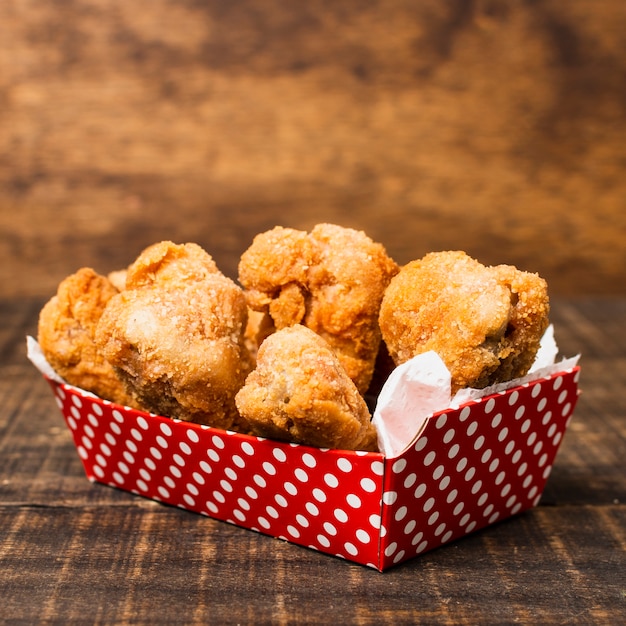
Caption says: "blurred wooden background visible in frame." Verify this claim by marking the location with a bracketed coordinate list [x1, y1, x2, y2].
[1, 0, 624, 299]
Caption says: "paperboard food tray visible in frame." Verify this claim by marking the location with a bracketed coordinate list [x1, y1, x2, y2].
[42, 366, 580, 571]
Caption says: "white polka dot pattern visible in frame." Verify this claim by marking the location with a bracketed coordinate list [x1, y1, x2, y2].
[45, 366, 580, 571]
[377, 367, 580, 569]
[50, 381, 385, 568]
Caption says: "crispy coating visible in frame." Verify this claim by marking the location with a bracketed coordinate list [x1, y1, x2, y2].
[235, 325, 378, 451]
[243, 308, 276, 364]
[379, 251, 550, 394]
[95, 241, 253, 429]
[107, 269, 127, 291]
[238, 224, 398, 395]
[37, 268, 136, 406]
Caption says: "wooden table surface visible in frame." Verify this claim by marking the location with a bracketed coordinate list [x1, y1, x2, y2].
[0, 296, 624, 624]
[1, 1, 626, 623]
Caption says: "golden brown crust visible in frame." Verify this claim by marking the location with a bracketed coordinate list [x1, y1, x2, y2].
[38, 233, 552, 454]
[235, 325, 377, 451]
[238, 223, 399, 394]
[243, 308, 276, 364]
[106, 269, 127, 292]
[37, 267, 135, 406]
[379, 251, 550, 394]
[95, 241, 253, 429]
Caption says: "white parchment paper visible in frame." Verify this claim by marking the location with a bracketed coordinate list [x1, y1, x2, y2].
[372, 325, 580, 458]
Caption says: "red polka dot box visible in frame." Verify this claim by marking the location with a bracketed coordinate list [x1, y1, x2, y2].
[30, 341, 580, 571]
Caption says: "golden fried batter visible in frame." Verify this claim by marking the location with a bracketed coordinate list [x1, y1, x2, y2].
[95, 241, 253, 429]
[235, 325, 377, 451]
[379, 251, 550, 394]
[238, 224, 398, 395]
[37, 268, 135, 406]
[107, 269, 127, 291]
[243, 308, 275, 364]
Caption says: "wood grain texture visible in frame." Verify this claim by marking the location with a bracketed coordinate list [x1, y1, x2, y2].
[1, 2, 625, 620]
[1, 505, 624, 624]
[1, 297, 625, 624]
[1, 0, 625, 299]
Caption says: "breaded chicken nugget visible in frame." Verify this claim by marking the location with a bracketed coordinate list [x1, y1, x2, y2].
[37, 268, 135, 406]
[238, 224, 398, 395]
[107, 269, 127, 291]
[95, 241, 252, 429]
[243, 308, 275, 364]
[235, 325, 377, 451]
[379, 251, 549, 393]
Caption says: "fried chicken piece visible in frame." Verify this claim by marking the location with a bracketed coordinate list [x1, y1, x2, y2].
[379, 251, 550, 394]
[243, 308, 275, 364]
[235, 325, 378, 451]
[37, 268, 135, 406]
[95, 241, 253, 429]
[238, 224, 398, 395]
[363, 340, 396, 411]
[107, 269, 127, 291]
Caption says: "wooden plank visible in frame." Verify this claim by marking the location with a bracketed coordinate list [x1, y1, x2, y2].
[1, 297, 625, 622]
[5, 299, 624, 507]
[0, 505, 624, 624]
